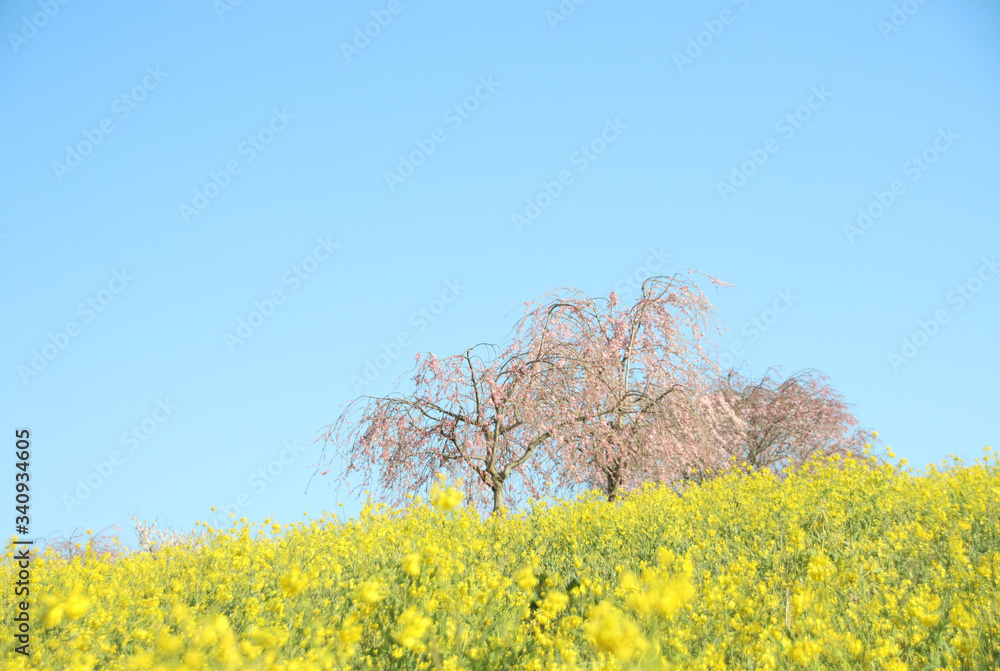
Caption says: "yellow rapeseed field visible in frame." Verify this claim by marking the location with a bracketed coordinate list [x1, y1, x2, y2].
[4, 448, 999, 670]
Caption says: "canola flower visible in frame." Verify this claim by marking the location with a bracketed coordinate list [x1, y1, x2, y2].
[429, 473, 465, 513]
[1, 447, 998, 670]
[585, 600, 648, 660]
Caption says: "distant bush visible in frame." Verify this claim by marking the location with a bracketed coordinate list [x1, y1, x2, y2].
[34, 516, 208, 566]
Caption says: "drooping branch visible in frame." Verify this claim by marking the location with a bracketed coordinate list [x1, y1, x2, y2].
[509, 271, 738, 499]
[312, 341, 597, 515]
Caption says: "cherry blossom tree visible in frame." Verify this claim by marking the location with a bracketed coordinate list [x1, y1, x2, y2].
[36, 524, 123, 564]
[683, 366, 881, 482]
[314, 273, 881, 514]
[508, 271, 740, 501]
[312, 342, 589, 516]
[36, 516, 208, 565]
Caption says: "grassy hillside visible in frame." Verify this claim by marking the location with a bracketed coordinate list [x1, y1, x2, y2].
[4, 448, 998, 670]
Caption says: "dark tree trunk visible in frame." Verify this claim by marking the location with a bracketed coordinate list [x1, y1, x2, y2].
[491, 481, 504, 515]
[605, 459, 622, 502]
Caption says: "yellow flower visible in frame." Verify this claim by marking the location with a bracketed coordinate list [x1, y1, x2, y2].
[515, 566, 539, 591]
[44, 604, 64, 628]
[248, 625, 281, 649]
[338, 613, 363, 652]
[279, 567, 308, 596]
[585, 600, 647, 660]
[636, 574, 696, 619]
[905, 589, 941, 628]
[402, 552, 421, 577]
[156, 630, 183, 654]
[949, 602, 975, 630]
[786, 638, 823, 665]
[394, 606, 432, 650]
[619, 571, 639, 592]
[544, 590, 569, 612]
[194, 613, 229, 647]
[128, 652, 155, 668]
[535, 590, 570, 624]
[430, 474, 465, 511]
[182, 651, 206, 667]
[440, 486, 464, 511]
[64, 593, 90, 619]
[846, 636, 863, 658]
[949, 634, 971, 655]
[172, 603, 192, 622]
[207, 613, 230, 634]
[358, 580, 384, 604]
[807, 553, 836, 582]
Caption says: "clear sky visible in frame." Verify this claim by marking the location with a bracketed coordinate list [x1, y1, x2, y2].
[3, 0, 998, 555]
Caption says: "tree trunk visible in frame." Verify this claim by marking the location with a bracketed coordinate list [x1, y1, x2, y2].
[606, 470, 618, 502]
[491, 481, 504, 516]
[605, 459, 621, 502]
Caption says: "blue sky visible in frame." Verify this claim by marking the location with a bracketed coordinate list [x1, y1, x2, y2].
[3, 0, 998, 554]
